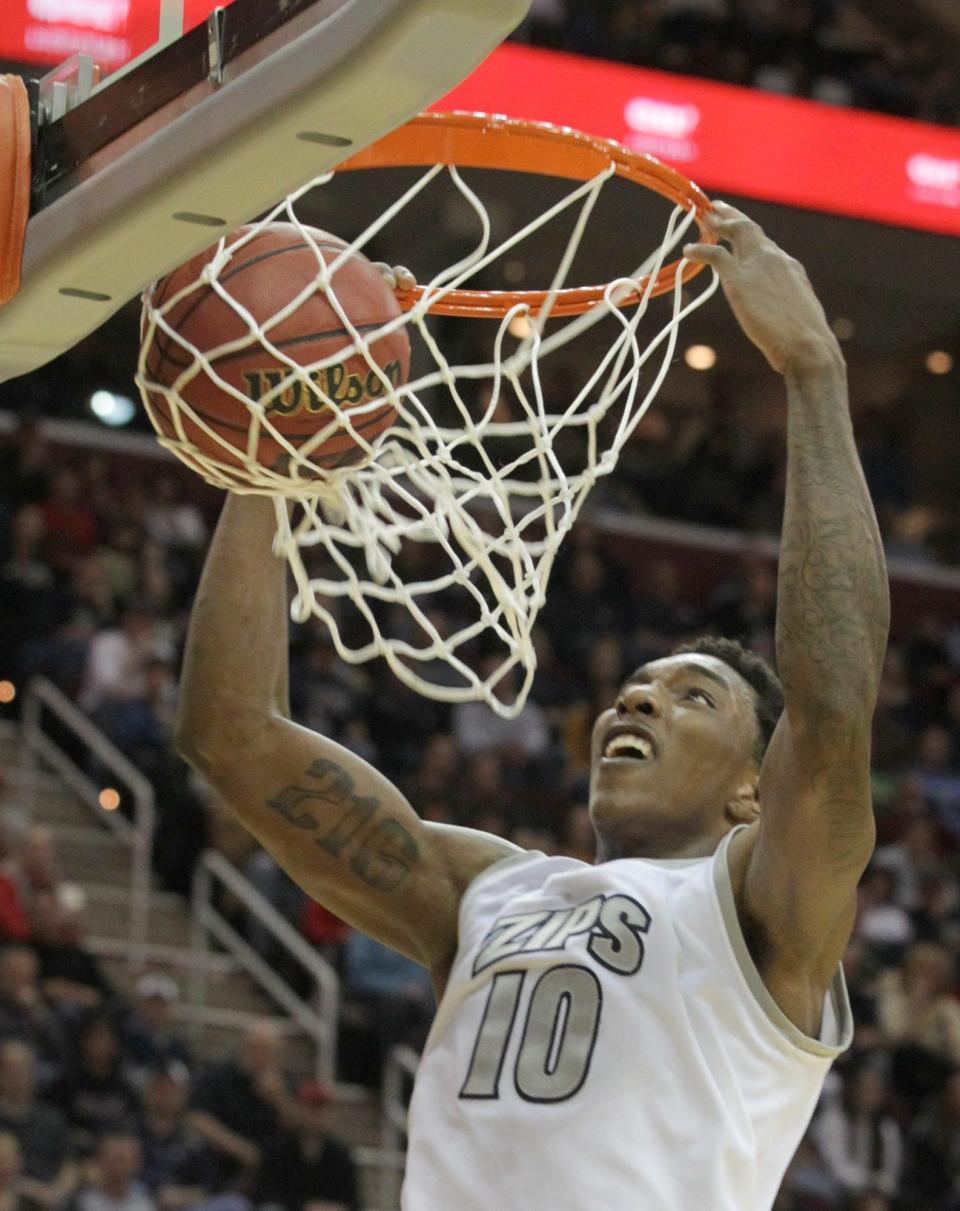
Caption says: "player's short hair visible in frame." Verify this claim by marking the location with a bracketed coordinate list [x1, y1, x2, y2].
[671, 636, 783, 763]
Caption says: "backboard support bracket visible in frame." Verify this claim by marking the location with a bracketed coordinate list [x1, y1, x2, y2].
[35, 55, 101, 127]
[207, 7, 228, 86]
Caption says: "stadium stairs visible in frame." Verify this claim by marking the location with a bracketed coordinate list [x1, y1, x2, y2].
[0, 715, 402, 1210]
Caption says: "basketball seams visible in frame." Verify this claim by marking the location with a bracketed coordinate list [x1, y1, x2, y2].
[150, 319, 395, 375]
[147, 236, 357, 382]
[141, 222, 408, 482]
[146, 386, 391, 471]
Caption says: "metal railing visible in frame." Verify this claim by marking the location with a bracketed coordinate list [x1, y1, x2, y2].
[19, 675, 155, 961]
[190, 849, 340, 1082]
[379, 1044, 419, 1210]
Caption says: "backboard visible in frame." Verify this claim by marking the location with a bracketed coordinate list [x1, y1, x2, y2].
[0, 0, 530, 384]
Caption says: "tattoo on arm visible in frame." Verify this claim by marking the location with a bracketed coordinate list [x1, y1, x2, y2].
[777, 376, 889, 705]
[266, 757, 419, 892]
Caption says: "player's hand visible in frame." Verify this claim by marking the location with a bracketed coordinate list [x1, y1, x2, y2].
[373, 262, 416, 293]
[683, 201, 840, 376]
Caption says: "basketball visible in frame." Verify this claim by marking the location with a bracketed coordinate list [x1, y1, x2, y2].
[140, 223, 410, 475]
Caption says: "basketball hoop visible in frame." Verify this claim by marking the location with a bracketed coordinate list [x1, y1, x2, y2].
[338, 112, 714, 317]
[137, 111, 720, 718]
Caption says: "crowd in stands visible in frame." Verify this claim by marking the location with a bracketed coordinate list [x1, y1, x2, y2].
[514, 0, 960, 125]
[0, 8, 958, 1211]
[0, 812, 360, 1211]
[1, 403, 960, 1210]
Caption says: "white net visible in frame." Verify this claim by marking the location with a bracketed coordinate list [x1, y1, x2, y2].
[136, 141, 719, 718]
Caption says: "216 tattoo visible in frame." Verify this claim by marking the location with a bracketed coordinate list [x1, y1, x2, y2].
[267, 757, 418, 892]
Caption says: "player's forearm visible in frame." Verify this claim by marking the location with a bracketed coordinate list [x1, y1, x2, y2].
[175, 494, 288, 765]
[776, 345, 889, 718]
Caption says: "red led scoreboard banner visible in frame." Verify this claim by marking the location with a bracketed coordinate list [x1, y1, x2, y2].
[436, 43, 960, 237]
[0, 0, 233, 74]
[4, 8, 960, 235]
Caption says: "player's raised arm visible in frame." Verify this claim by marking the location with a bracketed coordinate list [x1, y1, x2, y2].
[685, 204, 890, 1004]
[174, 495, 518, 977]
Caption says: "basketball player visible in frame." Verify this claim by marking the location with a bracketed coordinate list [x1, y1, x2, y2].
[176, 202, 889, 1210]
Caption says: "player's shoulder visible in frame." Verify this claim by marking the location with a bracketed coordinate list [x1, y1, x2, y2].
[424, 821, 532, 896]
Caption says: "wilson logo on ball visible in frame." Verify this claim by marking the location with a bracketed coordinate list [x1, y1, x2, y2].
[243, 360, 404, 419]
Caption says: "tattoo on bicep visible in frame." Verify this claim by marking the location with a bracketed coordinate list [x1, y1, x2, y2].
[351, 818, 420, 892]
[267, 758, 353, 829]
[266, 756, 419, 891]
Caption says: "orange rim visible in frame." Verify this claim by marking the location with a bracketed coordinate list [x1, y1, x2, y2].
[337, 111, 715, 319]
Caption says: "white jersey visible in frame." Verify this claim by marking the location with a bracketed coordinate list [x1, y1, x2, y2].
[403, 825, 852, 1211]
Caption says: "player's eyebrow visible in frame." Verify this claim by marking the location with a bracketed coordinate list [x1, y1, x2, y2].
[624, 661, 731, 693]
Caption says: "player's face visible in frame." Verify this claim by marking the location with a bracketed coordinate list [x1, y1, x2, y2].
[589, 654, 761, 859]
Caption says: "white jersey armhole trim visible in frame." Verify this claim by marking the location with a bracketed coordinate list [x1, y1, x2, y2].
[712, 826, 854, 1060]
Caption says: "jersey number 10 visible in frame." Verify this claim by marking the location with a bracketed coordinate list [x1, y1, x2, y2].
[459, 964, 602, 1103]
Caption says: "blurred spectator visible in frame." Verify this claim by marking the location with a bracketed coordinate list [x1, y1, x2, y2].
[0, 948, 68, 1072]
[241, 854, 305, 964]
[0, 1042, 73, 1207]
[452, 658, 551, 766]
[29, 891, 113, 1018]
[513, 0, 960, 124]
[400, 733, 459, 807]
[846, 1193, 894, 1211]
[256, 1081, 359, 1211]
[855, 866, 913, 954]
[94, 523, 142, 613]
[365, 676, 447, 780]
[876, 941, 960, 1110]
[91, 658, 178, 773]
[628, 557, 703, 646]
[876, 941, 960, 1059]
[136, 1063, 217, 1209]
[79, 605, 175, 716]
[188, 1021, 294, 1188]
[911, 873, 960, 951]
[0, 424, 52, 511]
[0, 827, 31, 945]
[15, 829, 61, 907]
[289, 637, 368, 740]
[142, 477, 207, 555]
[874, 815, 943, 912]
[341, 932, 434, 1083]
[41, 470, 97, 575]
[541, 545, 628, 665]
[49, 1015, 139, 1148]
[298, 902, 350, 965]
[0, 506, 59, 689]
[871, 649, 917, 780]
[69, 1132, 154, 1211]
[902, 1067, 960, 1211]
[811, 1064, 903, 1200]
[0, 1132, 33, 1211]
[121, 977, 191, 1092]
[707, 552, 777, 648]
[911, 726, 960, 842]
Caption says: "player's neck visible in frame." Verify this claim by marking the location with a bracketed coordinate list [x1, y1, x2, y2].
[594, 825, 721, 863]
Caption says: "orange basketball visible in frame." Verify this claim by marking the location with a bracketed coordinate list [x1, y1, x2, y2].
[140, 223, 410, 475]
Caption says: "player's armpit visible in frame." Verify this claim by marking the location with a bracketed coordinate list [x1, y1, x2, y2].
[740, 707, 874, 987]
[188, 714, 519, 977]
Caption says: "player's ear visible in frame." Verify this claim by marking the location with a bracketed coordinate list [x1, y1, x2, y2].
[724, 774, 760, 825]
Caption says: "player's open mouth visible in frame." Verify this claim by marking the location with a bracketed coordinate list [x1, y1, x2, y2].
[602, 724, 658, 761]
